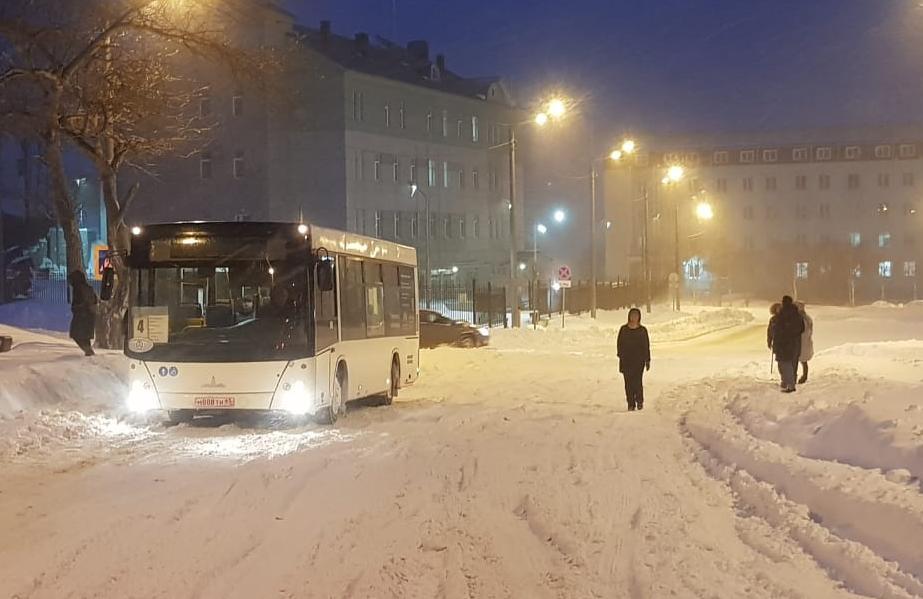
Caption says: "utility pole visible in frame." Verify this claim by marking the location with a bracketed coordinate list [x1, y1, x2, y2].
[673, 193, 681, 312]
[590, 163, 598, 318]
[508, 127, 520, 327]
[641, 182, 651, 313]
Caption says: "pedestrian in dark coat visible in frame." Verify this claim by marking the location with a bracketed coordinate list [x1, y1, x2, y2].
[768, 295, 804, 392]
[617, 308, 651, 411]
[68, 271, 97, 356]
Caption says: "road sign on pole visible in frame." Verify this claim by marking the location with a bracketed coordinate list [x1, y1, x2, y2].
[558, 265, 571, 282]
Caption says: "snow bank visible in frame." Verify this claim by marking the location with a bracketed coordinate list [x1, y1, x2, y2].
[0, 324, 128, 460]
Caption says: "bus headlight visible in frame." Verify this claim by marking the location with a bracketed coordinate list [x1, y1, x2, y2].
[275, 380, 312, 416]
[126, 380, 159, 413]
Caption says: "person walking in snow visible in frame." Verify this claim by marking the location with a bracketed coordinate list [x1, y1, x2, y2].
[617, 308, 651, 411]
[796, 301, 814, 384]
[68, 270, 98, 356]
[767, 295, 804, 393]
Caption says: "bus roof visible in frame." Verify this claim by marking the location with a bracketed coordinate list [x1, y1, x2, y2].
[311, 225, 417, 267]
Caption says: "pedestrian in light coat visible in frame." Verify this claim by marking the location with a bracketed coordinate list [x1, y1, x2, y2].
[796, 301, 814, 384]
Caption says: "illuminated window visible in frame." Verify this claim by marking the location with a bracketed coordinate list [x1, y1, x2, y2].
[849, 232, 861, 247]
[879, 261, 892, 278]
[845, 146, 861, 159]
[816, 147, 832, 160]
[904, 261, 916, 278]
[792, 147, 808, 161]
[795, 262, 809, 279]
[879, 232, 891, 248]
[874, 145, 892, 159]
[471, 116, 480, 143]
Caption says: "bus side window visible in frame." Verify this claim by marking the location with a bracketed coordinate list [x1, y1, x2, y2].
[340, 257, 367, 341]
[315, 259, 338, 350]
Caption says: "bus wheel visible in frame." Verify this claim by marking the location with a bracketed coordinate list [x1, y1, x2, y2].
[316, 365, 346, 425]
[382, 357, 400, 406]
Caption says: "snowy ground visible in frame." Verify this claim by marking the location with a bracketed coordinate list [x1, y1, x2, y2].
[1, 304, 923, 598]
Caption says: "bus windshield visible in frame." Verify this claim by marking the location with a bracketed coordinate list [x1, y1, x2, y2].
[127, 258, 311, 362]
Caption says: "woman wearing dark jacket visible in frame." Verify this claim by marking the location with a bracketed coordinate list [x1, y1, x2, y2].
[68, 271, 98, 356]
[617, 308, 651, 411]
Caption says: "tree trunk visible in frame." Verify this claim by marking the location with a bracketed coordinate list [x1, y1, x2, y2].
[45, 130, 86, 275]
[95, 167, 130, 349]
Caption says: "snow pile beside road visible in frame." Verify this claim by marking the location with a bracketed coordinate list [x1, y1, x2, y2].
[492, 306, 754, 352]
[0, 324, 128, 459]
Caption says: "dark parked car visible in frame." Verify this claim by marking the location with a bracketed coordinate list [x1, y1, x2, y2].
[419, 310, 490, 348]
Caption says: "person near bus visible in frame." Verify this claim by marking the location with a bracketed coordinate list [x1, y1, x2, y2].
[68, 270, 98, 356]
[767, 295, 804, 393]
[796, 301, 814, 384]
[617, 307, 651, 411]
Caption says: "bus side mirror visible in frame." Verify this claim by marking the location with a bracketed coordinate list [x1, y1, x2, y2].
[316, 260, 334, 292]
[100, 266, 115, 301]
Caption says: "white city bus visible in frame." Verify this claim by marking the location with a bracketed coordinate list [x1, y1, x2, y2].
[123, 221, 419, 424]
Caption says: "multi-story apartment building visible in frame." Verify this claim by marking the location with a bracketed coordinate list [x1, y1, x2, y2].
[127, 4, 522, 281]
[603, 128, 923, 303]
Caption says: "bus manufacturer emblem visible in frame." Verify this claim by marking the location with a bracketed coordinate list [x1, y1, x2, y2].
[128, 338, 154, 353]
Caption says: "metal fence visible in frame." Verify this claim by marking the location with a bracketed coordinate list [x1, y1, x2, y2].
[420, 279, 509, 328]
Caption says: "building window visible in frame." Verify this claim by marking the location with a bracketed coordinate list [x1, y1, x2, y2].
[409, 160, 416, 183]
[847, 173, 860, 189]
[472, 169, 479, 189]
[199, 96, 212, 118]
[878, 173, 890, 187]
[717, 178, 727, 192]
[443, 161, 449, 188]
[443, 217, 450, 239]
[473, 216, 480, 239]
[905, 261, 917, 277]
[374, 210, 382, 237]
[879, 261, 892, 278]
[879, 232, 891, 248]
[384, 104, 391, 127]
[458, 169, 465, 189]
[849, 232, 861, 247]
[819, 203, 831, 218]
[845, 145, 861, 159]
[743, 177, 753, 191]
[878, 202, 890, 215]
[816, 147, 832, 160]
[488, 217, 495, 239]
[765, 176, 777, 191]
[793, 147, 808, 161]
[795, 262, 809, 279]
[399, 102, 406, 129]
[739, 150, 755, 163]
[410, 214, 418, 239]
[427, 159, 436, 187]
[471, 115, 480, 143]
[232, 95, 243, 117]
[819, 174, 831, 189]
[373, 156, 381, 182]
[393, 213, 401, 239]
[442, 110, 448, 137]
[426, 112, 433, 133]
[199, 152, 212, 179]
[713, 151, 728, 164]
[903, 172, 914, 187]
[459, 217, 467, 239]
[874, 145, 892, 159]
[743, 206, 754, 220]
[899, 143, 917, 158]
[354, 152, 362, 180]
[393, 160, 400, 183]
[352, 90, 364, 121]
[795, 175, 807, 190]
[233, 152, 244, 179]
[763, 149, 778, 162]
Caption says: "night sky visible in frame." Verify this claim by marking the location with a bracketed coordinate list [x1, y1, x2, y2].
[284, 0, 923, 137]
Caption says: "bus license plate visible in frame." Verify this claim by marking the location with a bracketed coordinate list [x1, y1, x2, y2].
[194, 396, 235, 408]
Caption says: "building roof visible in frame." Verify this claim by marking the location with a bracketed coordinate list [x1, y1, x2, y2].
[292, 24, 514, 106]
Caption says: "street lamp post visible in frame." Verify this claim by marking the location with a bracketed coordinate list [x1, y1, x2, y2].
[410, 184, 431, 306]
[664, 165, 685, 311]
[508, 127, 520, 327]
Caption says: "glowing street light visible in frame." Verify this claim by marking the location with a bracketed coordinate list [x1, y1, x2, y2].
[451, 266, 459, 274]
[519, 262, 527, 271]
[621, 139, 637, 154]
[534, 112, 549, 127]
[547, 98, 567, 119]
[667, 165, 685, 183]
[536, 223, 548, 234]
[553, 209, 566, 223]
[696, 201, 715, 221]
[609, 149, 623, 162]
[131, 226, 142, 235]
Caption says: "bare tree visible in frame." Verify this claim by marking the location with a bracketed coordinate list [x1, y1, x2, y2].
[0, 0, 278, 346]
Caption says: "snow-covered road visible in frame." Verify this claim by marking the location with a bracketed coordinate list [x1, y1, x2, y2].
[2, 305, 923, 598]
